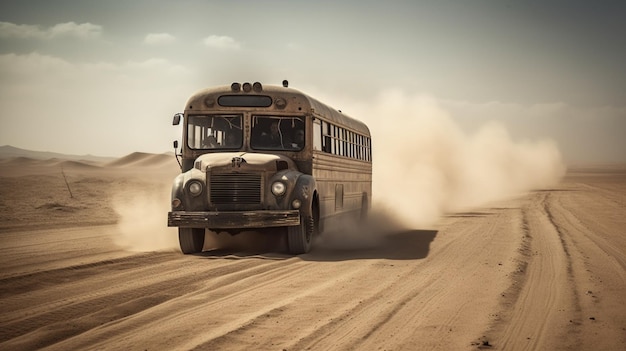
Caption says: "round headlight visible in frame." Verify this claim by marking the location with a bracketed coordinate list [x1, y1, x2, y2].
[188, 181, 203, 196]
[271, 181, 286, 196]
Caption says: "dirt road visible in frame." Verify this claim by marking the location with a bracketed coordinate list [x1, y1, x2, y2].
[1, 167, 625, 350]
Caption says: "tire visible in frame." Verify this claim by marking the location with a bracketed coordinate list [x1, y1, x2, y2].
[287, 215, 315, 254]
[179, 228, 205, 254]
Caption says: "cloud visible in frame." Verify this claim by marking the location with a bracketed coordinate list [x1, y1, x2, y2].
[0, 52, 188, 88]
[0, 52, 192, 156]
[144, 32, 176, 45]
[48, 22, 102, 39]
[202, 35, 241, 50]
[0, 22, 41, 38]
[0, 21, 102, 39]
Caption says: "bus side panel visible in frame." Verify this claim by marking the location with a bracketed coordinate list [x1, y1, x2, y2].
[312, 152, 372, 228]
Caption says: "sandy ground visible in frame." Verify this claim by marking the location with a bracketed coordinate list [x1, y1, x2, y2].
[0, 155, 624, 350]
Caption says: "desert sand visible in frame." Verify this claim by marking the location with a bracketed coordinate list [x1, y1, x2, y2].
[0, 153, 624, 350]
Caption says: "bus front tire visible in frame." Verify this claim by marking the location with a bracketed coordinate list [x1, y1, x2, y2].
[287, 215, 314, 254]
[179, 228, 205, 254]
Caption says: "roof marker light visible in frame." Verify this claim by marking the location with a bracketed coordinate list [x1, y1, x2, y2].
[242, 82, 252, 92]
[231, 82, 241, 91]
[275, 97, 286, 109]
[253, 82, 262, 92]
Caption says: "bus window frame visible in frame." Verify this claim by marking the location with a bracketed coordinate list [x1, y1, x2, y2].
[250, 115, 306, 152]
[186, 114, 243, 151]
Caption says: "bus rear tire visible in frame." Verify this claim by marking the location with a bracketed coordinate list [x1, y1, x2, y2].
[179, 228, 205, 254]
[287, 215, 314, 254]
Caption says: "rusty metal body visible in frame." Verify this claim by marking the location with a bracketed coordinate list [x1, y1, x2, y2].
[168, 82, 372, 254]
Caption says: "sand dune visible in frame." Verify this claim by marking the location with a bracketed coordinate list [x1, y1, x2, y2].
[0, 145, 114, 163]
[56, 160, 102, 169]
[0, 157, 102, 177]
[105, 152, 175, 168]
[0, 146, 174, 169]
[0, 156, 42, 166]
[0, 150, 177, 177]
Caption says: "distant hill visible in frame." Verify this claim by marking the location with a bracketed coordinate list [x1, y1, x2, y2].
[0, 145, 178, 171]
[0, 156, 102, 169]
[106, 152, 174, 168]
[0, 145, 116, 163]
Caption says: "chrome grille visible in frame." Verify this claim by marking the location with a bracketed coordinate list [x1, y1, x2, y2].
[210, 173, 262, 204]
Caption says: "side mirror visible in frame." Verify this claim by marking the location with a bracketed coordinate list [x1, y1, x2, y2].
[172, 113, 182, 125]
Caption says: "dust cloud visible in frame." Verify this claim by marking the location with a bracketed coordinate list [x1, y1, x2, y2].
[359, 90, 566, 228]
[112, 184, 179, 252]
[316, 207, 406, 251]
[111, 89, 566, 253]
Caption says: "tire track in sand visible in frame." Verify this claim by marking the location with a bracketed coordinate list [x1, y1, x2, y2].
[0, 253, 300, 350]
[48, 258, 367, 351]
[263, 208, 525, 351]
[544, 184, 626, 350]
[485, 192, 580, 351]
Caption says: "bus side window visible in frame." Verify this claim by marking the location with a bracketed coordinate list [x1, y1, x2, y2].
[323, 136, 332, 153]
[313, 119, 322, 151]
[332, 125, 338, 154]
[321, 120, 332, 153]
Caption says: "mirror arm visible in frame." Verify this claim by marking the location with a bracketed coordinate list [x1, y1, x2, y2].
[173, 140, 182, 169]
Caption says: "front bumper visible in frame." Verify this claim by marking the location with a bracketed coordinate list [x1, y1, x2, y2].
[168, 210, 300, 229]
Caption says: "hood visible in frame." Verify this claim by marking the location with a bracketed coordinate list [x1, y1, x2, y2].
[193, 152, 297, 172]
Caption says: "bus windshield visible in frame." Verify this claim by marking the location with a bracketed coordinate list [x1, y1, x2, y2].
[187, 114, 242, 150]
[250, 115, 305, 151]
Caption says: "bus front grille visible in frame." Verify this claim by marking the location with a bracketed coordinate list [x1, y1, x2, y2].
[210, 173, 262, 205]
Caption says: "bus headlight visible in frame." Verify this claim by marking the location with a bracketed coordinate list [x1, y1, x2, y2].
[188, 181, 203, 196]
[271, 181, 286, 196]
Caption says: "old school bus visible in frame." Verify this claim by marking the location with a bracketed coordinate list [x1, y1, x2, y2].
[168, 81, 372, 254]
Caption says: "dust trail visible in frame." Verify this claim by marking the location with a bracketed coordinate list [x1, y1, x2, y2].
[112, 89, 566, 253]
[112, 183, 179, 252]
[359, 90, 566, 228]
[315, 206, 406, 250]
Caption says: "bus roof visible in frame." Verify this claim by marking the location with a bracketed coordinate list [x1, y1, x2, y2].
[185, 83, 370, 136]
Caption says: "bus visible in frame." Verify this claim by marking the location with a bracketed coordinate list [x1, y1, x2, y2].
[168, 81, 372, 254]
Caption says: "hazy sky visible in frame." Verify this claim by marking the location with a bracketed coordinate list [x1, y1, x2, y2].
[1, 0, 625, 163]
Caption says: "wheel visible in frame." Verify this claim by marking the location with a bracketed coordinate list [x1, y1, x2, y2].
[287, 214, 315, 254]
[179, 228, 205, 254]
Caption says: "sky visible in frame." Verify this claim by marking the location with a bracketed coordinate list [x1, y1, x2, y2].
[0, 0, 625, 164]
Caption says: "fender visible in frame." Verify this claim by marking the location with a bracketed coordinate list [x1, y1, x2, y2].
[293, 174, 317, 217]
[171, 173, 185, 208]
[170, 168, 206, 211]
